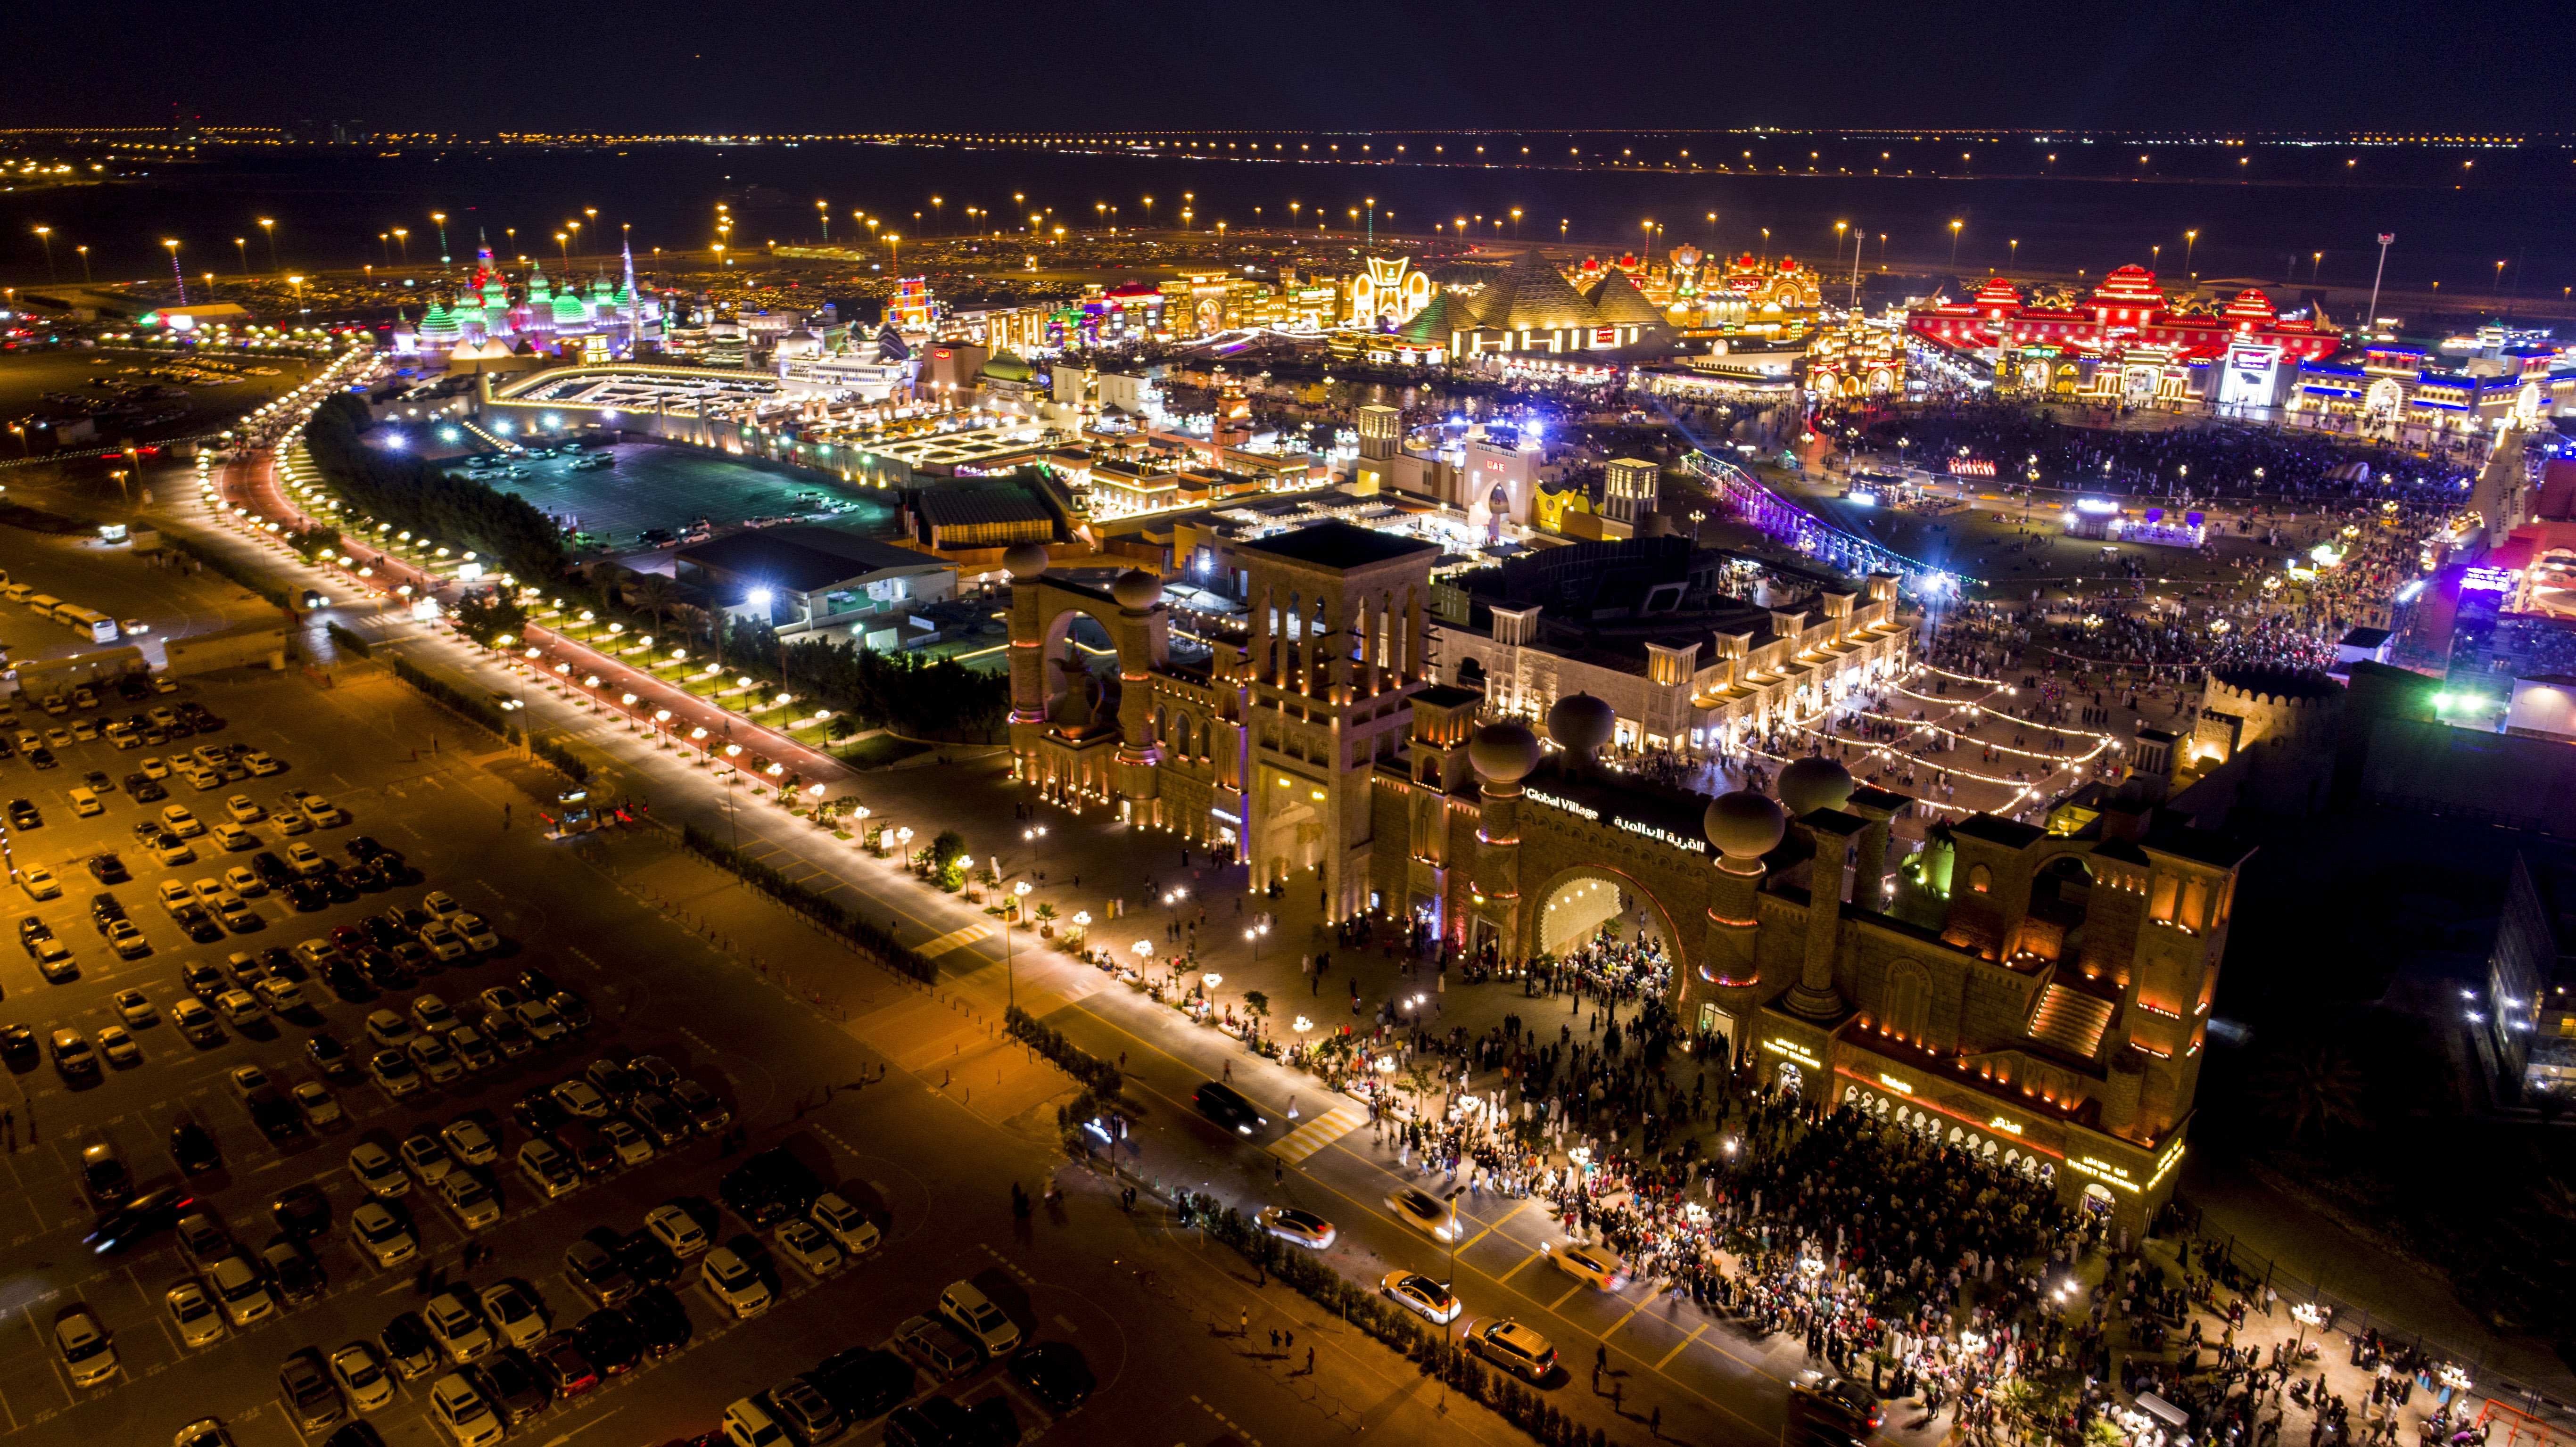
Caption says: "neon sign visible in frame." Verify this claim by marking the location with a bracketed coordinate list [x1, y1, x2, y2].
[2460, 567, 2514, 592]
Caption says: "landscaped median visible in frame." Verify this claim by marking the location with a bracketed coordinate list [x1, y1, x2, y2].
[679, 824, 935, 984]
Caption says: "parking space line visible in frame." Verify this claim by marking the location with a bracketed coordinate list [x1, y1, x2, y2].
[1599, 1296, 1648, 1340]
[1495, 1247, 1545, 1283]
[1546, 1282, 1582, 1311]
[1653, 1323, 1705, 1371]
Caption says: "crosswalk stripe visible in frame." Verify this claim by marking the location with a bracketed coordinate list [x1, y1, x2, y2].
[915, 924, 991, 957]
[1266, 1099, 1368, 1164]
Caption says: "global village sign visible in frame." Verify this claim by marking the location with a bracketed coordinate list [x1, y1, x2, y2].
[1524, 789, 1709, 856]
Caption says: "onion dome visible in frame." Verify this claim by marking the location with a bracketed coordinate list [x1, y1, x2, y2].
[1705, 790, 1788, 859]
[1546, 692, 1616, 758]
[1003, 543, 1051, 579]
[1777, 756, 1855, 818]
[418, 300, 461, 342]
[553, 284, 590, 326]
[1467, 722, 1543, 783]
[1109, 568, 1163, 610]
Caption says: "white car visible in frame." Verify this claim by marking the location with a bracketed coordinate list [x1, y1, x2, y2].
[255, 977, 306, 1013]
[1380, 1270, 1462, 1324]
[161, 804, 206, 838]
[417, 924, 468, 963]
[476, 1282, 548, 1348]
[411, 994, 459, 1034]
[453, 913, 500, 952]
[114, 988, 156, 1026]
[938, 1279, 1022, 1356]
[644, 1202, 710, 1258]
[223, 796, 265, 823]
[348, 1142, 409, 1198]
[430, 1371, 504, 1447]
[300, 795, 345, 827]
[139, 755, 171, 780]
[348, 1201, 419, 1269]
[423, 1291, 492, 1364]
[516, 1139, 577, 1199]
[1549, 1241, 1630, 1292]
[599, 1118, 653, 1167]
[399, 1132, 454, 1185]
[245, 750, 285, 776]
[223, 865, 265, 896]
[54, 1308, 118, 1388]
[1387, 1187, 1461, 1243]
[157, 880, 196, 915]
[207, 1254, 275, 1327]
[810, 1192, 882, 1255]
[1257, 1206, 1338, 1249]
[330, 1342, 396, 1413]
[422, 890, 463, 918]
[213, 823, 255, 853]
[226, 1062, 272, 1099]
[363, 1009, 414, 1048]
[438, 1171, 501, 1231]
[550, 1078, 608, 1118]
[291, 1080, 343, 1128]
[773, 1218, 843, 1276]
[699, 1246, 772, 1319]
[19, 863, 61, 901]
[166, 1282, 226, 1348]
[439, 1117, 498, 1167]
[286, 842, 328, 877]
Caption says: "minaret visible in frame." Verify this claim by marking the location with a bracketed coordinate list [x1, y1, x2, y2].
[622, 242, 643, 350]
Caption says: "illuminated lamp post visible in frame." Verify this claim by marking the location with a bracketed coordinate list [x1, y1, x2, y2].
[33, 227, 53, 281]
[259, 217, 278, 271]
[163, 239, 186, 304]
[1949, 220, 1963, 267]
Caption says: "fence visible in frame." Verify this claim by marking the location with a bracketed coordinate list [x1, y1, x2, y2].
[2166, 1197, 2574, 1428]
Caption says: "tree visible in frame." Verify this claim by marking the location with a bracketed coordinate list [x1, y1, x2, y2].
[627, 573, 681, 636]
[2248, 1041, 2367, 1144]
[450, 591, 528, 649]
[1242, 989, 1271, 1041]
[284, 524, 341, 563]
[928, 829, 968, 892]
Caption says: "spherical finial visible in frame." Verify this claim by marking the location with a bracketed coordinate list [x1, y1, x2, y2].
[1546, 692, 1616, 758]
[1109, 568, 1163, 611]
[1777, 755, 1855, 818]
[1003, 542, 1050, 579]
[1705, 790, 1787, 859]
[1467, 722, 1542, 783]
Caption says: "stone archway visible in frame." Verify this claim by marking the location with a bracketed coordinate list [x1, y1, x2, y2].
[1007, 573, 1172, 810]
[1524, 863, 1687, 997]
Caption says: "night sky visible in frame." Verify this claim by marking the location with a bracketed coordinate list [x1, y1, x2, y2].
[9, 0, 2550, 134]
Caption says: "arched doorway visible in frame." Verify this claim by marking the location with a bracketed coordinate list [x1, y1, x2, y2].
[1525, 865, 1684, 1003]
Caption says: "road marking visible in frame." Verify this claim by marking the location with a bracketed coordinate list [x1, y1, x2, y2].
[1263, 1098, 1365, 1165]
[536, 1406, 621, 1447]
[1654, 1323, 1707, 1371]
[1496, 1247, 1545, 1283]
[1600, 1296, 1648, 1340]
[1453, 1198, 1526, 1252]
[913, 924, 991, 957]
[1546, 1282, 1583, 1311]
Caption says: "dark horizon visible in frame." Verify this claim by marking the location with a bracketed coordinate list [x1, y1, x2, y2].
[8, 0, 2562, 136]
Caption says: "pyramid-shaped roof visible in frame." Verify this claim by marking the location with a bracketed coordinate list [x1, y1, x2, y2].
[1483, 248, 1599, 332]
[1396, 290, 1475, 343]
[1584, 270, 1665, 327]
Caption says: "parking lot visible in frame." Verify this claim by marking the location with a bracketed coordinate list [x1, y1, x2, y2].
[0, 666, 1159, 1447]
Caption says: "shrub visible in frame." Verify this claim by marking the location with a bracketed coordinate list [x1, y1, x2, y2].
[680, 824, 934, 983]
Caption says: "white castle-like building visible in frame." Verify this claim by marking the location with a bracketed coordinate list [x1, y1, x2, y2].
[392, 235, 663, 360]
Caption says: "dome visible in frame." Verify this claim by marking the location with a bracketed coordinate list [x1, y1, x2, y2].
[1705, 790, 1788, 859]
[983, 350, 1033, 383]
[1777, 756, 1855, 818]
[1003, 543, 1051, 579]
[1467, 722, 1543, 783]
[1546, 692, 1616, 757]
[1109, 568, 1163, 610]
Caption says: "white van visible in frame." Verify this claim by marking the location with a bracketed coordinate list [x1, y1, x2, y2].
[67, 787, 103, 818]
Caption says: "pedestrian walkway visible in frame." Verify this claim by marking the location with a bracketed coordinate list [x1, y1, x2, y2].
[1265, 1098, 1368, 1165]
[914, 923, 993, 958]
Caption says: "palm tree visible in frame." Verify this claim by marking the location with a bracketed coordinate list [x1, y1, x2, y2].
[2248, 1042, 2366, 1144]
[627, 573, 680, 636]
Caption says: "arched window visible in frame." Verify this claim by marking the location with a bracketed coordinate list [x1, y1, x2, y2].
[1968, 863, 1993, 894]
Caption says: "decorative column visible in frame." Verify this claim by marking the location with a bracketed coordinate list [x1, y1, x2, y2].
[1466, 723, 1542, 954]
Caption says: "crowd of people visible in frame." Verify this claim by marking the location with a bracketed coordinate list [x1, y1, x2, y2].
[1845, 403, 2480, 508]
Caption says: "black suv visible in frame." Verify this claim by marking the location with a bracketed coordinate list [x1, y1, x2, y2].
[1192, 1080, 1267, 1136]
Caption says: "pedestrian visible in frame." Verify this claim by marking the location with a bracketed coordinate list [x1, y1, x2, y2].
[1239, 1307, 1248, 1336]
[1284, 1330, 1294, 1350]
[1270, 1328, 1280, 1350]
[1306, 1346, 1315, 1374]
[1652, 1406, 1662, 1438]
[1223, 1061, 1231, 1083]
